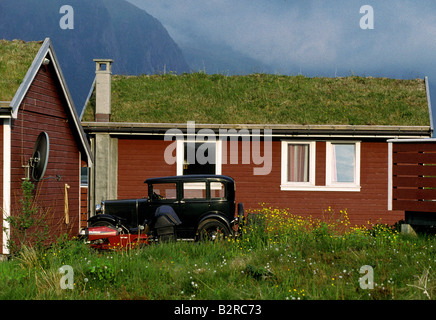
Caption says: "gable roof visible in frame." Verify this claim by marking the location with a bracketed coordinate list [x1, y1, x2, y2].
[82, 73, 431, 128]
[0, 38, 93, 164]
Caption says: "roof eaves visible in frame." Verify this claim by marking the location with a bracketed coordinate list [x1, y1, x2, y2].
[0, 101, 12, 118]
[80, 75, 96, 120]
[10, 38, 50, 116]
[9, 38, 94, 165]
[425, 76, 434, 137]
[388, 138, 436, 143]
[81, 121, 432, 139]
[44, 41, 94, 165]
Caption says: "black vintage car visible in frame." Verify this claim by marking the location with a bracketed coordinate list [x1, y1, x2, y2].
[88, 175, 244, 241]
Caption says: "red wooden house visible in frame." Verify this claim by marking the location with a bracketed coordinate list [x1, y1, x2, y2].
[81, 60, 432, 228]
[0, 38, 92, 256]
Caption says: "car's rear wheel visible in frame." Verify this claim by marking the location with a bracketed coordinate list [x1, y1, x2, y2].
[197, 219, 230, 241]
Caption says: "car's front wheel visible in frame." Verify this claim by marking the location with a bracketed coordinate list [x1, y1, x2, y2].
[197, 219, 230, 241]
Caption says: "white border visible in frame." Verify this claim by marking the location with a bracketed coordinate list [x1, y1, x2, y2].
[387, 142, 393, 210]
[2, 118, 11, 255]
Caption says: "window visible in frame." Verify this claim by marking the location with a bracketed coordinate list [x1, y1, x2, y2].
[326, 142, 360, 190]
[183, 182, 207, 199]
[176, 140, 222, 175]
[80, 167, 88, 187]
[287, 144, 310, 182]
[184, 142, 215, 175]
[211, 182, 225, 199]
[281, 141, 315, 190]
[280, 140, 361, 192]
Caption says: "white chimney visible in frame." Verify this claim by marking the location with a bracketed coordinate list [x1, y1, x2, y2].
[93, 59, 113, 122]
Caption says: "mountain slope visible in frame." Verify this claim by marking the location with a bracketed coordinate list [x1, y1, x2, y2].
[0, 0, 190, 111]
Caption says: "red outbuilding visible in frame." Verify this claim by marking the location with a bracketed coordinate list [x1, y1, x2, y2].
[0, 38, 92, 256]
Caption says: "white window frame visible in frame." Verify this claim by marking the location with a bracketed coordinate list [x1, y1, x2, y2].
[280, 141, 316, 191]
[176, 139, 222, 177]
[325, 141, 361, 191]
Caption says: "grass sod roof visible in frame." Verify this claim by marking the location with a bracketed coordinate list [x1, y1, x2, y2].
[82, 73, 430, 126]
[0, 39, 43, 101]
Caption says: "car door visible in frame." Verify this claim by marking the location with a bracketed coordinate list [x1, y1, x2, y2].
[144, 181, 180, 223]
[208, 180, 229, 217]
[178, 180, 209, 233]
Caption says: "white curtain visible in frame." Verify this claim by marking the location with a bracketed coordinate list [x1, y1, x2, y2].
[288, 144, 309, 182]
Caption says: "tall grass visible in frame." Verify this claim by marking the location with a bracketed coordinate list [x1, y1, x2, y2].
[0, 206, 435, 300]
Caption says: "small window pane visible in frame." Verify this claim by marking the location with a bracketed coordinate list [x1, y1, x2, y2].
[80, 167, 88, 186]
[152, 183, 177, 200]
[183, 182, 206, 199]
[331, 144, 355, 183]
[211, 182, 225, 199]
[287, 144, 309, 182]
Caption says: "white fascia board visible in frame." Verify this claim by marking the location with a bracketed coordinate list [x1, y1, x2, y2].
[10, 38, 51, 118]
[2, 119, 11, 255]
[8, 38, 93, 166]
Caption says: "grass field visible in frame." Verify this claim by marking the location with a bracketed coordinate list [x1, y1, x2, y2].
[0, 206, 435, 300]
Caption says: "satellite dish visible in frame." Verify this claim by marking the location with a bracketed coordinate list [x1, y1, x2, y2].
[30, 132, 49, 181]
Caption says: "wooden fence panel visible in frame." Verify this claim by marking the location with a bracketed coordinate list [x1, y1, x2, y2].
[393, 143, 436, 212]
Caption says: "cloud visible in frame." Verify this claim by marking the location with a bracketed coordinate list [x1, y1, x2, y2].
[128, 1, 345, 69]
[128, 0, 436, 78]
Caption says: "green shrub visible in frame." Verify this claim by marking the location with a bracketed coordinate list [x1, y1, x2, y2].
[6, 180, 50, 254]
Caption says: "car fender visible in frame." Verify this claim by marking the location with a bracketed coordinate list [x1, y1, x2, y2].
[197, 212, 232, 231]
[88, 214, 121, 226]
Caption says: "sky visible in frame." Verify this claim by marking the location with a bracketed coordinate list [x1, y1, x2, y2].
[127, 0, 436, 131]
[127, 0, 436, 79]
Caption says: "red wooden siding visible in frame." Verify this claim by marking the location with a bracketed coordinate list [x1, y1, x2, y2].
[80, 160, 88, 229]
[80, 187, 88, 228]
[222, 140, 403, 225]
[117, 137, 176, 199]
[9, 61, 81, 244]
[116, 136, 404, 226]
[393, 142, 436, 212]
[315, 141, 326, 186]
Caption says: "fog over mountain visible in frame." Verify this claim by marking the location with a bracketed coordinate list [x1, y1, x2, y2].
[0, 0, 190, 111]
[128, 0, 436, 132]
[129, 0, 436, 79]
